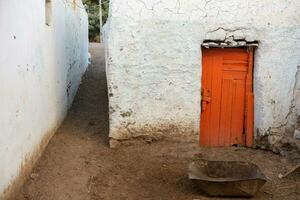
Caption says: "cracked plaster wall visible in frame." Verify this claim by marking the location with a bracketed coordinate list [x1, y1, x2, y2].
[105, 0, 300, 144]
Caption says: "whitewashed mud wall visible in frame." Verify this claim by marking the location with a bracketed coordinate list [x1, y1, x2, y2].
[0, 0, 88, 198]
[105, 0, 300, 150]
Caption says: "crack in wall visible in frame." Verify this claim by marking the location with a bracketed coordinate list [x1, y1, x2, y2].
[256, 66, 300, 159]
[270, 65, 300, 132]
[207, 27, 249, 34]
[175, 0, 181, 14]
[107, 0, 300, 156]
[205, 27, 252, 45]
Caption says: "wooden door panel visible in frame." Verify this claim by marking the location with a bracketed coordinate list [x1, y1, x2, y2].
[231, 79, 246, 145]
[219, 78, 233, 146]
[200, 48, 253, 147]
[220, 72, 246, 146]
[200, 56, 210, 145]
[209, 56, 223, 146]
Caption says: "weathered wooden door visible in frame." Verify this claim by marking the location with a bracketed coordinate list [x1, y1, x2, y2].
[200, 48, 254, 147]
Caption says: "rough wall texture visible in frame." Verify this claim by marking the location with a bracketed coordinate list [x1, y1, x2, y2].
[0, 0, 88, 198]
[105, 0, 300, 149]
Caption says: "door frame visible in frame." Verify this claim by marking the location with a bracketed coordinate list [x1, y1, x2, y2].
[199, 47, 254, 147]
[245, 47, 254, 147]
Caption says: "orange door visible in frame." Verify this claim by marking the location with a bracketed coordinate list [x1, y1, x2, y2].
[200, 48, 254, 147]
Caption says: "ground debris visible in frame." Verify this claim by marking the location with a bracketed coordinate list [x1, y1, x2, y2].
[279, 163, 300, 179]
[17, 44, 300, 200]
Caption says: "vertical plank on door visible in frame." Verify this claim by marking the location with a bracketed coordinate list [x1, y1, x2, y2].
[200, 48, 254, 147]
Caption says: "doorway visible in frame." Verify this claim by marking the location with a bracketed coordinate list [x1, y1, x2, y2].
[200, 48, 254, 147]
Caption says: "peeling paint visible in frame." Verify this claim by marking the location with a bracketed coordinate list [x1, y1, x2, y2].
[120, 109, 133, 118]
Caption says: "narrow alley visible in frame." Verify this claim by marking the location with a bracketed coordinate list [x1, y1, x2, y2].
[15, 44, 299, 200]
[1, 1, 300, 199]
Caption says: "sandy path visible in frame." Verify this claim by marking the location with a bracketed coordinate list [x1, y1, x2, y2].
[17, 43, 299, 200]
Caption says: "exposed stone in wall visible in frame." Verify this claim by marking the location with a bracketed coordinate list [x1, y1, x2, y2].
[255, 133, 300, 161]
[256, 66, 300, 160]
[294, 66, 300, 139]
[106, 0, 300, 151]
[202, 38, 258, 48]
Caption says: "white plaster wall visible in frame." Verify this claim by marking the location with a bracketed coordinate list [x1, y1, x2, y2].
[106, 0, 300, 141]
[0, 0, 88, 197]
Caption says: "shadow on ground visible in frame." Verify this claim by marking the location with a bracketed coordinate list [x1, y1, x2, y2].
[17, 43, 300, 200]
[70, 43, 109, 144]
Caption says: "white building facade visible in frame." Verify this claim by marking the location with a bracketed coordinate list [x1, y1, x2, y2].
[0, 0, 88, 198]
[105, 0, 300, 152]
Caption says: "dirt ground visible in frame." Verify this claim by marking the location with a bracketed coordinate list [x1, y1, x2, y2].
[17, 43, 299, 200]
